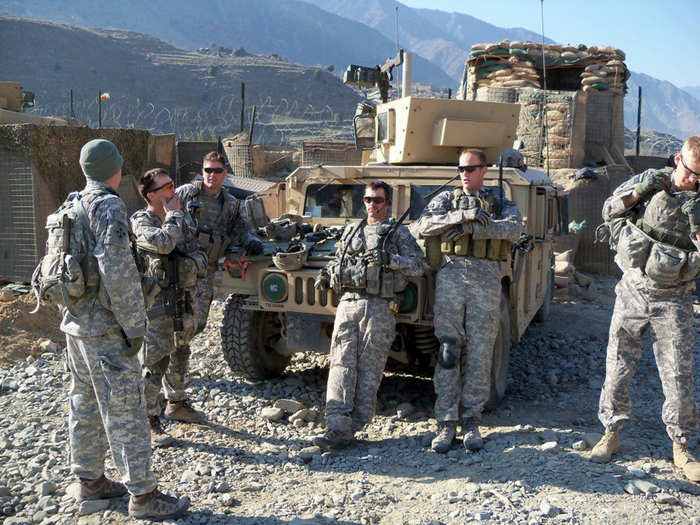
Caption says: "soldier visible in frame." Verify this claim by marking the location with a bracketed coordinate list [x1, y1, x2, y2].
[313, 181, 424, 449]
[131, 168, 207, 440]
[64, 140, 188, 520]
[590, 136, 700, 482]
[411, 148, 522, 453]
[173, 152, 263, 422]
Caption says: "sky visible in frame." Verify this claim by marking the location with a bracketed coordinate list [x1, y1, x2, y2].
[400, 0, 699, 88]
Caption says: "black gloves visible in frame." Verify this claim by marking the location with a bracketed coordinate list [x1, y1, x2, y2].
[244, 238, 264, 256]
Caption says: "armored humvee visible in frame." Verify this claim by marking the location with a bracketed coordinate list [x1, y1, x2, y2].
[215, 78, 563, 406]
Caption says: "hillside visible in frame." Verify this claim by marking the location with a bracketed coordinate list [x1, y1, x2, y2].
[306, 0, 552, 80]
[0, 0, 454, 87]
[626, 72, 700, 141]
[0, 17, 361, 142]
[682, 86, 700, 101]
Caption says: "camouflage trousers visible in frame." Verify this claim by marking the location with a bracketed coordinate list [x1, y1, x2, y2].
[325, 295, 396, 432]
[433, 256, 502, 422]
[599, 273, 699, 443]
[140, 308, 197, 416]
[192, 273, 216, 336]
[66, 330, 156, 495]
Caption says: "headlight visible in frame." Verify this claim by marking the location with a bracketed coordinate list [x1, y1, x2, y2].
[261, 273, 288, 303]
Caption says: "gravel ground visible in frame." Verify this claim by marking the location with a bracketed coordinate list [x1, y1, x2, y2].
[1, 278, 699, 525]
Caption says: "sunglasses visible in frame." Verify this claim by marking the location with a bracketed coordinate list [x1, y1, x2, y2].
[148, 180, 174, 193]
[680, 154, 700, 178]
[458, 164, 485, 174]
[363, 196, 387, 204]
[203, 166, 226, 174]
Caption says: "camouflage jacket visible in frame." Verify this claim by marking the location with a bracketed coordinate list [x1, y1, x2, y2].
[411, 186, 522, 242]
[324, 218, 424, 300]
[60, 180, 146, 339]
[130, 208, 204, 297]
[176, 182, 260, 271]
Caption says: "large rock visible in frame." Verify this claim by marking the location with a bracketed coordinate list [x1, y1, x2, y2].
[78, 499, 110, 516]
[274, 399, 305, 413]
[261, 407, 284, 422]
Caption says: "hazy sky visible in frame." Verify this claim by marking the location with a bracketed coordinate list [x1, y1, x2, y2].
[400, 0, 699, 88]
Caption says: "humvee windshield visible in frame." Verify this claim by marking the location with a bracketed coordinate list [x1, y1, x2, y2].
[304, 184, 366, 218]
[409, 185, 446, 219]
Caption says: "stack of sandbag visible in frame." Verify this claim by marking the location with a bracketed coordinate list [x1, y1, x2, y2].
[554, 249, 595, 299]
[467, 41, 628, 97]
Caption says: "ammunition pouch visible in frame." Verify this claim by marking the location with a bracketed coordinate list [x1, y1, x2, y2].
[198, 230, 232, 264]
[439, 232, 510, 261]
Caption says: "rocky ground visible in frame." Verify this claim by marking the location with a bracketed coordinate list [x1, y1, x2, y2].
[1, 277, 700, 525]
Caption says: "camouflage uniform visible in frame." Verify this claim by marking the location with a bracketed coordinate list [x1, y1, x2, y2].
[176, 182, 260, 334]
[324, 220, 423, 432]
[412, 188, 522, 422]
[130, 208, 202, 416]
[62, 181, 156, 496]
[599, 173, 699, 444]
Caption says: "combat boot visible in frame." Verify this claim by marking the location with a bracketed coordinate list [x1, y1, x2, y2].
[78, 475, 127, 501]
[313, 429, 354, 450]
[431, 421, 457, 453]
[129, 489, 189, 521]
[462, 418, 483, 451]
[149, 415, 174, 448]
[589, 429, 620, 463]
[164, 400, 206, 424]
[673, 442, 700, 482]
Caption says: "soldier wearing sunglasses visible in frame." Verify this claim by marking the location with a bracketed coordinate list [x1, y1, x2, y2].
[312, 181, 424, 450]
[171, 152, 263, 423]
[589, 136, 700, 482]
[131, 168, 208, 437]
[412, 148, 522, 453]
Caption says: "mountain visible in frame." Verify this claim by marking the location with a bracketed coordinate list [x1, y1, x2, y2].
[0, 0, 454, 87]
[0, 16, 361, 142]
[625, 72, 700, 142]
[682, 86, 700, 101]
[304, 0, 552, 80]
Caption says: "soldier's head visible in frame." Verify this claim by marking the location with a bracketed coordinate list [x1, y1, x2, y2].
[201, 151, 227, 195]
[139, 168, 175, 211]
[457, 148, 488, 192]
[79, 139, 124, 190]
[364, 181, 392, 224]
[673, 136, 700, 191]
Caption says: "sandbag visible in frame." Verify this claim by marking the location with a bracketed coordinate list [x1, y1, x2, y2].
[555, 249, 575, 264]
[581, 75, 605, 85]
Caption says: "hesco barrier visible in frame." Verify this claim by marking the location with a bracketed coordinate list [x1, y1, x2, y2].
[0, 124, 173, 283]
[552, 164, 632, 275]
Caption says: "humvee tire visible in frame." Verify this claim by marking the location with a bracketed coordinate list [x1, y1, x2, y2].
[220, 294, 291, 379]
[486, 292, 511, 409]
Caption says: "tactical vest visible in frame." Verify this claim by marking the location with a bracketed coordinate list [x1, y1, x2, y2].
[328, 220, 408, 299]
[432, 188, 510, 262]
[614, 190, 700, 286]
[192, 181, 240, 265]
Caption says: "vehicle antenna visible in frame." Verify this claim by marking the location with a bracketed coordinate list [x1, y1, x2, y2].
[395, 6, 401, 91]
[540, 0, 550, 175]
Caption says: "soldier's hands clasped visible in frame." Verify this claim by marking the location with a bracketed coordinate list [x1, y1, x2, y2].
[681, 198, 700, 233]
[463, 208, 491, 226]
[634, 171, 669, 200]
[363, 248, 390, 267]
[444, 224, 465, 242]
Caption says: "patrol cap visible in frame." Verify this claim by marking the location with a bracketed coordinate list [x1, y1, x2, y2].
[79, 139, 124, 181]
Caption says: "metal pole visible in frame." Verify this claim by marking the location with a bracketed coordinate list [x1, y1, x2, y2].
[447, 88, 452, 99]
[540, 0, 549, 173]
[69, 89, 74, 118]
[249, 105, 256, 144]
[240, 82, 245, 133]
[98, 89, 102, 128]
[635, 86, 642, 157]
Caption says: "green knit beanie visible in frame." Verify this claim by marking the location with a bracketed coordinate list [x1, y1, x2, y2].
[79, 139, 124, 181]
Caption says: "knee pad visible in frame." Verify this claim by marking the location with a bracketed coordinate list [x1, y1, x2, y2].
[438, 338, 459, 369]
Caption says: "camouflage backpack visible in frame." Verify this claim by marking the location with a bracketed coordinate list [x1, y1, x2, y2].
[30, 192, 95, 314]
